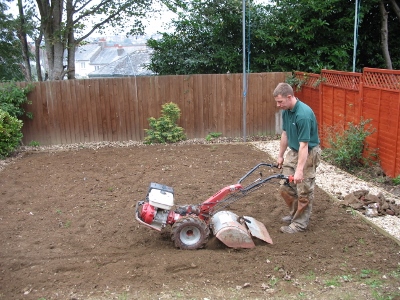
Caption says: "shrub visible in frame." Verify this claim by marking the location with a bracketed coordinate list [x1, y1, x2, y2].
[144, 102, 186, 144]
[206, 132, 222, 141]
[0, 81, 33, 119]
[0, 109, 23, 158]
[322, 119, 376, 172]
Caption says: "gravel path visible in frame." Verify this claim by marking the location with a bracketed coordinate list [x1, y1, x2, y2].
[253, 140, 400, 244]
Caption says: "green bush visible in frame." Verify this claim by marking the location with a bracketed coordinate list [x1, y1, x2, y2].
[144, 102, 186, 144]
[322, 119, 376, 172]
[0, 109, 23, 158]
[206, 132, 222, 141]
[0, 81, 33, 119]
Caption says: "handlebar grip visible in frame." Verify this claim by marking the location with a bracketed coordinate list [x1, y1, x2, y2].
[287, 175, 294, 183]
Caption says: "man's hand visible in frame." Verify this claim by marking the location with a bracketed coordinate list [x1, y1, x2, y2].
[277, 157, 284, 169]
[293, 169, 304, 184]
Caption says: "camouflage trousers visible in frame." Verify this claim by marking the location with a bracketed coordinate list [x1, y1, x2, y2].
[279, 145, 321, 231]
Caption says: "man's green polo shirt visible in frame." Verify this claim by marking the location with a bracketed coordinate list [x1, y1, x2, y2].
[282, 99, 319, 152]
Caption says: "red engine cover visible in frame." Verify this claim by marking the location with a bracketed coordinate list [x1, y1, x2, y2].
[140, 202, 156, 224]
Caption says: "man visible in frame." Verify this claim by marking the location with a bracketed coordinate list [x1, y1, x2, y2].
[273, 82, 321, 234]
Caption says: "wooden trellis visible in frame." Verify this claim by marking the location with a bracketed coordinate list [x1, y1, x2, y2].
[294, 68, 400, 178]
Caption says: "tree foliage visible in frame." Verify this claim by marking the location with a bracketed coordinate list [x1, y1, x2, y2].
[147, 0, 245, 75]
[358, 0, 400, 70]
[147, 0, 400, 74]
[0, 109, 23, 158]
[34, 0, 156, 80]
[0, 1, 25, 80]
[0, 81, 33, 119]
[0, 81, 33, 157]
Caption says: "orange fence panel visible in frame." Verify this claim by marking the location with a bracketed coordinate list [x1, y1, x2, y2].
[294, 68, 400, 177]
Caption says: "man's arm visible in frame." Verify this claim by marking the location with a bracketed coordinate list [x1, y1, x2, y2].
[294, 141, 309, 183]
[277, 131, 288, 168]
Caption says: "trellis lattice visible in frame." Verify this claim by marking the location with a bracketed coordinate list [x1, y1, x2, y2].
[321, 70, 361, 91]
[363, 68, 400, 91]
[294, 72, 320, 88]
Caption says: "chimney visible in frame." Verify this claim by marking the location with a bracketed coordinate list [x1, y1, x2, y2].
[117, 45, 124, 56]
[98, 38, 107, 49]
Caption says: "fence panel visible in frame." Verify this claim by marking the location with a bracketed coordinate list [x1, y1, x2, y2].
[294, 68, 399, 177]
[17, 69, 400, 176]
[293, 72, 320, 119]
[321, 70, 361, 131]
[21, 73, 285, 146]
[363, 68, 400, 178]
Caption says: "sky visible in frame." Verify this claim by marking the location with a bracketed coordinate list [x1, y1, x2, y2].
[95, 2, 178, 37]
[5, 0, 177, 37]
[6, 0, 271, 39]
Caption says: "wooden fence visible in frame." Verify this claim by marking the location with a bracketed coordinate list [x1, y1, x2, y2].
[20, 72, 287, 146]
[17, 68, 400, 177]
[294, 68, 400, 178]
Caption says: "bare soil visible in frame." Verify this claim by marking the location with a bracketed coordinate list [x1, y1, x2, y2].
[1, 143, 399, 300]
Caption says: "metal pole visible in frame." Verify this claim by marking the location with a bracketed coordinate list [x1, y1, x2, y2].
[242, 0, 247, 142]
[352, 0, 359, 72]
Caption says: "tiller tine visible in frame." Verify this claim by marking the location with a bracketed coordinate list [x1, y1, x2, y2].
[210, 211, 273, 249]
[242, 216, 273, 245]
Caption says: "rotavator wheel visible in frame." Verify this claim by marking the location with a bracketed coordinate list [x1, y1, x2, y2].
[171, 216, 210, 250]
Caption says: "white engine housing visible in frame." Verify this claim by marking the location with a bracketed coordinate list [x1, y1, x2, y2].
[148, 188, 174, 210]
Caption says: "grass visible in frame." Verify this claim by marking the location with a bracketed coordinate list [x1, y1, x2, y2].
[360, 269, 380, 278]
[346, 208, 358, 217]
[389, 269, 400, 279]
[324, 276, 341, 287]
[28, 140, 40, 147]
[305, 271, 316, 281]
[205, 132, 222, 141]
[269, 276, 279, 288]
[393, 175, 400, 185]
[117, 292, 128, 300]
[64, 220, 71, 228]
[365, 278, 384, 288]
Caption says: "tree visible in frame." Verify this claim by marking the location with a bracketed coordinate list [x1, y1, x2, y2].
[357, 0, 400, 70]
[32, 0, 159, 80]
[253, 0, 381, 73]
[377, 0, 400, 69]
[0, 0, 25, 80]
[380, 0, 392, 69]
[147, 0, 245, 75]
[16, 0, 35, 81]
[147, 0, 400, 75]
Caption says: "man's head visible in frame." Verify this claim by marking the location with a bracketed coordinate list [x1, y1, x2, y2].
[273, 82, 296, 110]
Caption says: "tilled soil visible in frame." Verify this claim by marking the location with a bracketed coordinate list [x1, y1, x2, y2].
[0, 143, 399, 300]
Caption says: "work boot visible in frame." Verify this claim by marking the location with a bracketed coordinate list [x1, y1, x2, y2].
[281, 215, 292, 224]
[280, 224, 301, 234]
[279, 189, 297, 217]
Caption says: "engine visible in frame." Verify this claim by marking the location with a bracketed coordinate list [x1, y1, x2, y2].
[137, 183, 202, 231]
[138, 183, 176, 231]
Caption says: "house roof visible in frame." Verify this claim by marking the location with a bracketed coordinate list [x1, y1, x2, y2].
[90, 45, 147, 65]
[75, 44, 101, 61]
[88, 50, 154, 77]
